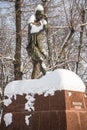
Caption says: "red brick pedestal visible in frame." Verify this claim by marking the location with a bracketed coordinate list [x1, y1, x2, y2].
[0, 90, 87, 130]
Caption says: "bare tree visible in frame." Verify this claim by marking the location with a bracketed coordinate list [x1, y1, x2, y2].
[0, 0, 87, 84]
[76, 4, 86, 74]
[14, 0, 22, 80]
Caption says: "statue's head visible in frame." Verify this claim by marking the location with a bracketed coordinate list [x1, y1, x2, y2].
[35, 4, 44, 21]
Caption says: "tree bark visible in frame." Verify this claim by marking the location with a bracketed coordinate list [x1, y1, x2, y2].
[59, 27, 75, 57]
[14, 0, 22, 80]
[76, 9, 85, 74]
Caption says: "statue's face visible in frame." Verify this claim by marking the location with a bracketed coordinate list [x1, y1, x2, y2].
[35, 10, 44, 21]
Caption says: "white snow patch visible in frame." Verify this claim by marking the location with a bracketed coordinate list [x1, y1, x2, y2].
[28, 14, 35, 23]
[25, 95, 35, 111]
[42, 49, 48, 56]
[41, 62, 46, 69]
[4, 113, 12, 127]
[35, 4, 44, 12]
[68, 92, 72, 96]
[29, 17, 47, 34]
[25, 115, 32, 126]
[30, 22, 43, 33]
[3, 98, 12, 107]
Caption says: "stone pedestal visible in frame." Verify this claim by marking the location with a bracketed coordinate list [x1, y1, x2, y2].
[0, 90, 87, 130]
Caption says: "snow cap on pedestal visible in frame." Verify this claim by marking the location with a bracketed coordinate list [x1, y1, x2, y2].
[4, 69, 86, 99]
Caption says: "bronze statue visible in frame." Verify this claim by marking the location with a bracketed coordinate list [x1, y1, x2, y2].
[26, 4, 48, 76]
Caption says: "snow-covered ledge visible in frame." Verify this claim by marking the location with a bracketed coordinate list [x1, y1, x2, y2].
[4, 69, 86, 97]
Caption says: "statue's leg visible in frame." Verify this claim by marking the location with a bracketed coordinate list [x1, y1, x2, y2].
[39, 60, 46, 75]
[31, 60, 39, 79]
[32, 46, 46, 75]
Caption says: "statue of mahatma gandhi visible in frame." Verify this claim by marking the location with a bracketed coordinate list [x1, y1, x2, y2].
[26, 4, 48, 76]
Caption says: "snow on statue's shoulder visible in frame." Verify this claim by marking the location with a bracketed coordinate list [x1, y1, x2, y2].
[4, 69, 86, 98]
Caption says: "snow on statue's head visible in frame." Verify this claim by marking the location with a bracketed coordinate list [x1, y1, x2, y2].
[35, 4, 44, 12]
[35, 4, 44, 21]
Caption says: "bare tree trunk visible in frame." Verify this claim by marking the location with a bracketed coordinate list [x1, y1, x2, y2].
[76, 9, 85, 74]
[42, 0, 52, 67]
[14, 0, 22, 80]
[59, 27, 75, 58]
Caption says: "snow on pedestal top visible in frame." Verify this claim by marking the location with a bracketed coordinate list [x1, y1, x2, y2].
[4, 69, 86, 98]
